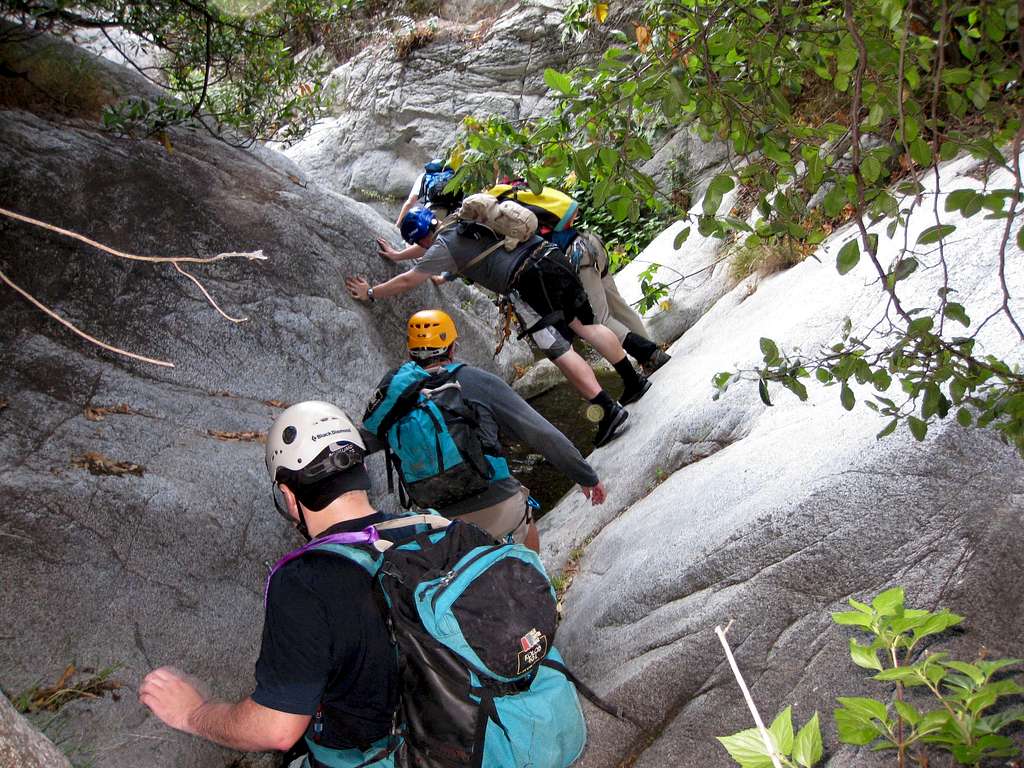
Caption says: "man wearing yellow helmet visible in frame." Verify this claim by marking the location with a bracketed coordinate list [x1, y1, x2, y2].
[362, 310, 606, 550]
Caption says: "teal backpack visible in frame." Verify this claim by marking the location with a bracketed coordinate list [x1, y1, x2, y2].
[268, 515, 609, 768]
[363, 362, 510, 510]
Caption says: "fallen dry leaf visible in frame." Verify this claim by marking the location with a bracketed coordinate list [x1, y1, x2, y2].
[71, 452, 145, 477]
[84, 403, 134, 422]
[0, 398, 7, 411]
[208, 430, 266, 444]
[262, 399, 290, 409]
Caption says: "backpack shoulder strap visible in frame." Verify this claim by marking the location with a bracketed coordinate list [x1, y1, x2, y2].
[264, 528, 383, 605]
[455, 239, 506, 277]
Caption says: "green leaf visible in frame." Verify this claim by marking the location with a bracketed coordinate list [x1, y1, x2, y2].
[876, 418, 898, 439]
[861, 155, 882, 183]
[770, 707, 794, 755]
[942, 68, 973, 85]
[836, 46, 858, 75]
[945, 189, 977, 213]
[908, 316, 933, 334]
[956, 407, 973, 427]
[943, 302, 971, 327]
[840, 382, 855, 411]
[917, 224, 956, 245]
[836, 239, 860, 275]
[716, 727, 776, 768]
[908, 416, 928, 441]
[824, 185, 846, 218]
[849, 638, 883, 671]
[832, 610, 873, 628]
[815, 368, 832, 384]
[759, 379, 773, 407]
[874, 666, 922, 684]
[1017, 225, 1024, 251]
[792, 713, 823, 768]
[909, 139, 932, 167]
[872, 587, 904, 614]
[543, 68, 575, 96]
[967, 79, 991, 109]
[913, 610, 964, 641]
[760, 337, 779, 362]
[837, 696, 889, 722]
[942, 660, 985, 686]
[704, 174, 735, 216]
[893, 700, 921, 726]
[673, 227, 691, 250]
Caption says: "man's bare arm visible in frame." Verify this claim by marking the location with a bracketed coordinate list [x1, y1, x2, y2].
[345, 269, 432, 301]
[140, 666, 309, 752]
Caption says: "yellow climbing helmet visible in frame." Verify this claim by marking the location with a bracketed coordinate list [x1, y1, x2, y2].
[407, 309, 458, 359]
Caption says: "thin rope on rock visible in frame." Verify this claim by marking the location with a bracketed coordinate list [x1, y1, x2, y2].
[0, 206, 266, 265]
[0, 266, 175, 368]
[173, 262, 248, 323]
[715, 621, 785, 768]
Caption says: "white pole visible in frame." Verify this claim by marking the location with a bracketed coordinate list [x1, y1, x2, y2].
[715, 621, 785, 768]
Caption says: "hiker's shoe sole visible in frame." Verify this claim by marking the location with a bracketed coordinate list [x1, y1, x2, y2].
[594, 407, 628, 448]
[619, 377, 652, 406]
[642, 350, 672, 377]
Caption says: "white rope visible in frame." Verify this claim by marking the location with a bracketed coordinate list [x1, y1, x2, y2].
[715, 621, 785, 768]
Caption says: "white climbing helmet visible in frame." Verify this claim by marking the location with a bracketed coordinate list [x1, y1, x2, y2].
[265, 401, 365, 483]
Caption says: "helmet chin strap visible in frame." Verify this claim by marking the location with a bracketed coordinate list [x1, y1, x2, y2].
[273, 483, 312, 541]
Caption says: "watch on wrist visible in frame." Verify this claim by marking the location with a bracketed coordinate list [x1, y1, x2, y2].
[366, 286, 376, 302]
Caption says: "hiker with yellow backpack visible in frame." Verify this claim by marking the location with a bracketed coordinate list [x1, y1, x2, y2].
[345, 203, 652, 448]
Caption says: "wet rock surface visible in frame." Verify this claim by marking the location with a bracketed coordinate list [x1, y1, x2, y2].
[0, 32, 529, 768]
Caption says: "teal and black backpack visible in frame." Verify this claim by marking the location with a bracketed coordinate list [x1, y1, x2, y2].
[363, 362, 511, 510]
[268, 515, 611, 768]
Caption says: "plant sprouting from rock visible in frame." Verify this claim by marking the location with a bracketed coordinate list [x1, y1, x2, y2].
[717, 588, 1024, 768]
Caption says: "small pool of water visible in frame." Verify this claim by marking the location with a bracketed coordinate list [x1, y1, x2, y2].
[500, 368, 622, 517]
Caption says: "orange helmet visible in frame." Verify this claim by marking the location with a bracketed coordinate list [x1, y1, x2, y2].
[407, 310, 458, 359]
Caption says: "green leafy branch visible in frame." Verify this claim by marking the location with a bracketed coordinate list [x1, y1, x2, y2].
[718, 589, 1023, 768]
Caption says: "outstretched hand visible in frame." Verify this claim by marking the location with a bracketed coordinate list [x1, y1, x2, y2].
[139, 666, 209, 734]
[345, 276, 370, 301]
[581, 481, 606, 505]
[376, 238, 400, 261]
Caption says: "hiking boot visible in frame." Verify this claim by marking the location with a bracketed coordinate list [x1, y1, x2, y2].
[619, 375, 651, 406]
[642, 349, 672, 377]
[594, 403, 628, 448]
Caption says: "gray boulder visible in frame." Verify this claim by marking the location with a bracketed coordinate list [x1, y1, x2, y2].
[284, 2, 575, 217]
[543, 153, 1024, 766]
[0, 694, 72, 768]
[0, 30, 528, 768]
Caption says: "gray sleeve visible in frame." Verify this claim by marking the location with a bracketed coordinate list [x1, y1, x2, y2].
[412, 241, 457, 275]
[459, 368, 599, 487]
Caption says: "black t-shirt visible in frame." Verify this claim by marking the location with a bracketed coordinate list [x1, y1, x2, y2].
[253, 513, 399, 749]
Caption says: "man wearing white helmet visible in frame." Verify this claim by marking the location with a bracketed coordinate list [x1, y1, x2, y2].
[140, 402, 401, 767]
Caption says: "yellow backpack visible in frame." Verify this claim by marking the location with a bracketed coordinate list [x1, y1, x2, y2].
[486, 184, 578, 235]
